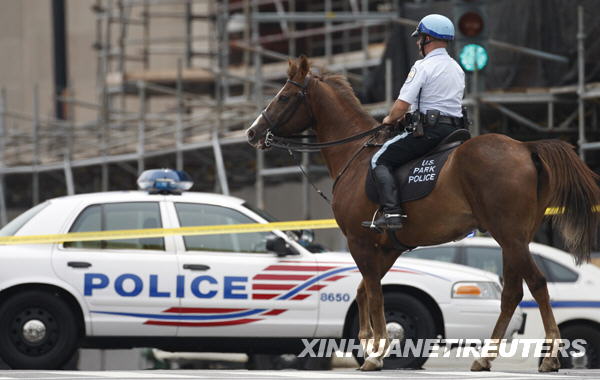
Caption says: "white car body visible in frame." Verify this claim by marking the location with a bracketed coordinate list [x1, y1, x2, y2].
[0, 191, 523, 368]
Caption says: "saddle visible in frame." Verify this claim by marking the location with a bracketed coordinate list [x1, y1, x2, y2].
[365, 129, 471, 204]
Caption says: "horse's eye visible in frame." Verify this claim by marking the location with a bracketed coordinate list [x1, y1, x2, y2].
[279, 95, 290, 102]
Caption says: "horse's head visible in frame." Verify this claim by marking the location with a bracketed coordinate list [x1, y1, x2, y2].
[246, 55, 315, 149]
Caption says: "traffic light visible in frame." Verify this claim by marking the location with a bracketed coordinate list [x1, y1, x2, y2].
[453, 0, 488, 72]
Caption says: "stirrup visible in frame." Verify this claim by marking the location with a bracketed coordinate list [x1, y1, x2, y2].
[361, 208, 384, 233]
[376, 211, 407, 230]
[384, 213, 405, 219]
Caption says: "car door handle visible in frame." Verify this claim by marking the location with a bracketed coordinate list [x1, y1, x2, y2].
[183, 264, 211, 271]
[67, 261, 92, 268]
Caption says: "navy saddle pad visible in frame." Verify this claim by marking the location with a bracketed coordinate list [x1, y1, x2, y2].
[366, 129, 471, 204]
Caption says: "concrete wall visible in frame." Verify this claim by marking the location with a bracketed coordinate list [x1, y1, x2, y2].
[0, 0, 211, 125]
[66, 0, 98, 122]
[0, 0, 98, 123]
[0, 0, 54, 120]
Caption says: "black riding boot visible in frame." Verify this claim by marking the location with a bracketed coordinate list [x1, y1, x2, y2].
[371, 165, 405, 230]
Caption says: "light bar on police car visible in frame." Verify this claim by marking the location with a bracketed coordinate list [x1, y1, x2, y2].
[137, 168, 193, 194]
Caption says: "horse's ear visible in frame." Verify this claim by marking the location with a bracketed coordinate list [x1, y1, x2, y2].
[287, 58, 298, 79]
[298, 55, 310, 78]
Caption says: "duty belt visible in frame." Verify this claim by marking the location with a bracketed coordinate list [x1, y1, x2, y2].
[434, 114, 463, 125]
[406, 113, 465, 128]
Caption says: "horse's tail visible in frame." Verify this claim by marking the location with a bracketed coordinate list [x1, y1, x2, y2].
[526, 140, 600, 263]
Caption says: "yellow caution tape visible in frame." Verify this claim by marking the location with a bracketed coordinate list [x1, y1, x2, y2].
[0, 219, 340, 246]
[545, 205, 600, 215]
[545, 207, 565, 215]
[1, 204, 598, 246]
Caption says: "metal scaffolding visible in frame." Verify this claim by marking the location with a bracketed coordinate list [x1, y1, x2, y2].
[0, 1, 597, 224]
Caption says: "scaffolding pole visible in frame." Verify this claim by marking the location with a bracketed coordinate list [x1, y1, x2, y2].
[185, 0, 193, 67]
[252, 0, 265, 209]
[577, 4, 586, 159]
[361, 0, 370, 91]
[32, 85, 40, 205]
[176, 59, 184, 170]
[0, 88, 6, 225]
[101, 0, 113, 191]
[210, 0, 230, 195]
[64, 118, 75, 195]
[137, 81, 146, 174]
[63, 156, 75, 195]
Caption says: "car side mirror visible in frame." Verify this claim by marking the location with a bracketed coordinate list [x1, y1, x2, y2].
[292, 229, 315, 244]
[266, 235, 297, 257]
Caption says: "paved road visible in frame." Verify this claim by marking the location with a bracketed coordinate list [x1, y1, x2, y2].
[0, 370, 599, 380]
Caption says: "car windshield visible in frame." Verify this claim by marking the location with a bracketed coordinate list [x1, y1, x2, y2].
[0, 202, 50, 236]
[242, 202, 277, 222]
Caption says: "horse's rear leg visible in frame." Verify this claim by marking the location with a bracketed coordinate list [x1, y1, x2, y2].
[471, 242, 561, 372]
[523, 259, 561, 372]
[471, 251, 523, 371]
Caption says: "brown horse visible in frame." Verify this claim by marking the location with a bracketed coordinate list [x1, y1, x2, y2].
[246, 56, 600, 372]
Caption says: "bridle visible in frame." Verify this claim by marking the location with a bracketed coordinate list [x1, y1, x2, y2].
[259, 74, 389, 151]
[261, 76, 315, 147]
[257, 74, 390, 194]
[256, 75, 390, 204]
[260, 76, 387, 152]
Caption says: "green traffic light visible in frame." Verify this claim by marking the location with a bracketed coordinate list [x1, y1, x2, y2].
[459, 43, 488, 72]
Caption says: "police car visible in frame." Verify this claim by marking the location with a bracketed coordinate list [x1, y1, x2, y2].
[0, 169, 523, 370]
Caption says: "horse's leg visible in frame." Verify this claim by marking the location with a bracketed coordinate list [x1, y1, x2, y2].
[471, 240, 561, 372]
[358, 270, 387, 371]
[355, 279, 373, 344]
[523, 259, 561, 372]
[360, 249, 402, 371]
[347, 238, 383, 371]
[471, 247, 524, 371]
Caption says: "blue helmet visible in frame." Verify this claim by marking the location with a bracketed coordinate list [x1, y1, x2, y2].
[411, 14, 455, 41]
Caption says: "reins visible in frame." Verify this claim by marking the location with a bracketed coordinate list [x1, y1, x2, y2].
[265, 123, 388, 152]
[271, 126, 387, 205]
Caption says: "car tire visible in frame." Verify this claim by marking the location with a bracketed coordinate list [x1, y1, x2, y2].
[0, 290, 79, 369]
[350, 292, 437, 369]
[559, 324, 600, 369]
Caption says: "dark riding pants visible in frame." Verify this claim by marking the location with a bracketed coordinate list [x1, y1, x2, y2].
[371, 123, 457, 168]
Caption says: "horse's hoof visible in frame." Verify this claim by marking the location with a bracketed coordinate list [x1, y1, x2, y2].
[360, 357, 383, 371]
[538, 357, 560, 372]
[471, 358, 491, 372]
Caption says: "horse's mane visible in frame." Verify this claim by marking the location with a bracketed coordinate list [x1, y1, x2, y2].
[314, 72, 374, 122]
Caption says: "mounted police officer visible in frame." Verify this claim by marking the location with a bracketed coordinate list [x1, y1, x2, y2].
[369, 14, 466, 230]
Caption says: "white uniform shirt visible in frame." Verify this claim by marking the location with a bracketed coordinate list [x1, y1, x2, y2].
[398, 48, 465, 117]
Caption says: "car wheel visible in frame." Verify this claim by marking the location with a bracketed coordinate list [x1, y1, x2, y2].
[0, 290, 79, 369]
[559, 325, 600, 369]
[350, 292, 437, 369]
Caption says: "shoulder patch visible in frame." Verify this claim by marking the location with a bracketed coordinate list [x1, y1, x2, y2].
[405, 67, 417, 83]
